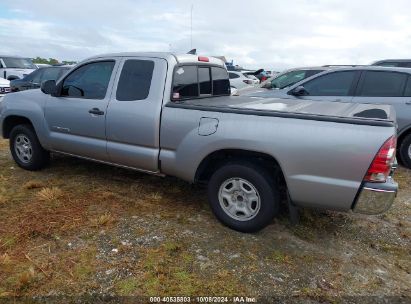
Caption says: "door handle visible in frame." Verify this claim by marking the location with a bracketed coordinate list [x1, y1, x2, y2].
[88, 108, 104, 115]
[406, 101, 411, 105]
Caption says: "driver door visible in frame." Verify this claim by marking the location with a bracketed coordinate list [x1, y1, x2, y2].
[44, 59, 118, 161]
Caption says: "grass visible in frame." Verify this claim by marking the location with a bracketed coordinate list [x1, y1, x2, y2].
[0, 138, 409, 298]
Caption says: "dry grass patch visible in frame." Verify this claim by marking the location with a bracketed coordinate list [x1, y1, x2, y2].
[36, 187, 64, 202]
[23, 180, 45, 190]
[92, 212, 115, 227]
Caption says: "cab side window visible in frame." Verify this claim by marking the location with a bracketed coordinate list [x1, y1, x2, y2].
[61, 61, 115, 99]
[302, 71, 357, 96]
[116, 59, 154, 101]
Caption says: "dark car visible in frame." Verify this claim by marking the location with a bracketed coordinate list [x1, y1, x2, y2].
[11, 66, 71, 92]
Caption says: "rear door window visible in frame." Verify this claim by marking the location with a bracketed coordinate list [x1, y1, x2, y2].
[116, 59, 154, 101]
[403, 76, 411, 96]
[212, 67, 230, 95]
[358, 71, 407, 97]
[302, 71, 357, 96]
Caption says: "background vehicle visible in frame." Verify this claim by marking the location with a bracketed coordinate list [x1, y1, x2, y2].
[372, 59, 411, 68]
[245, 66, 411, 168]
[0, 56, 37, 80]
[261, 66, 330, 89]
[0, 78, 11, 101]
[35, 63, 52, 69]
[11, 66, 71, 92]
[236, 66, 329, 95]
[228, 71, 255, 89]
[0, 52, 398, 233]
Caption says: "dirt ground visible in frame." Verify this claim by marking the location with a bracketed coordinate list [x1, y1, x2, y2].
[0, 138, 410, 302]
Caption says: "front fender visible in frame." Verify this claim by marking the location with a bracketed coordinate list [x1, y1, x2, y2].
[0, 90, 51, 149]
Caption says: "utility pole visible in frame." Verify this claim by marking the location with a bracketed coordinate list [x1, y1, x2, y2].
[190, 4, 193, 49]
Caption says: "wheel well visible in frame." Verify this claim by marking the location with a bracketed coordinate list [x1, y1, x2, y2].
[2, 116, 33, 139]
[398, 128, 411, 148]
[7, 76, 19, 81]
[195, 149, 287, 191]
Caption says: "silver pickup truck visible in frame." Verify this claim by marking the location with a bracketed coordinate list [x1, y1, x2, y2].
[0, 52, 398, 232]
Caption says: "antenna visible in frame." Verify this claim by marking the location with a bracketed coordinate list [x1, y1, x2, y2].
[190, 4, 193, 49]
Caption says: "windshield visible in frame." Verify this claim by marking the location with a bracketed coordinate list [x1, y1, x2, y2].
[269, 69, 323, 89]
[2, 57, 37, 69]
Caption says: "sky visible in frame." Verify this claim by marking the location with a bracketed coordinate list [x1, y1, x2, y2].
[1, 0, 411, 71]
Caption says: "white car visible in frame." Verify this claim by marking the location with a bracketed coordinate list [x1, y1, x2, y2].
[0, 55, 37, 80]
[228, 71, 255, 90]
[0, 78, 11, 101]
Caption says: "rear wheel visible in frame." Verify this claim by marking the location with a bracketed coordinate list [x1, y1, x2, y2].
[399, 133, 411, 169]
[9, 124, 50, 171]
[207, 162, 280, 233]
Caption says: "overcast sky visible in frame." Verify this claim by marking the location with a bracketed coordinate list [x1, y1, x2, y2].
[1, 0, 411, 70]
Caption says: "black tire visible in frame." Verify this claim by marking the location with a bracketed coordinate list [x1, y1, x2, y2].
[399, 133, 411, 169]
[207, 161, 280, 233]
[9, 124, 50, 171]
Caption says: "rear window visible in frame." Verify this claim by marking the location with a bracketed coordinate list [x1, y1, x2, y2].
[229, 72, 240, 79]
[172, 65, 230, 100]
[199, 67, 211, 95]
[212, 67, 230, 95]
[173, 66, 199, 98]
[116, 59, 154, 101]
[358, 71, 407, 97]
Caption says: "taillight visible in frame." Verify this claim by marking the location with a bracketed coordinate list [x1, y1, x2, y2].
[364, 136, 397, 182]
[243, 80, 252, 84]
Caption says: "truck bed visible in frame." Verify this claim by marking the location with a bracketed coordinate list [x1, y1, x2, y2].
[167, 96, 396, 127]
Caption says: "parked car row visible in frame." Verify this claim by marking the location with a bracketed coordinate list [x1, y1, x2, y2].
[10, 66, 71, 92]
[237, 64, 411, 169]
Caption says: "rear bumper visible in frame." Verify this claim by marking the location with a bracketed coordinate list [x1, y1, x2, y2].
[353, 177, 398, 215]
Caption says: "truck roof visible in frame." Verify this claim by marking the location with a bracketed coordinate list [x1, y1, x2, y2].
[84, 52, 225, 67]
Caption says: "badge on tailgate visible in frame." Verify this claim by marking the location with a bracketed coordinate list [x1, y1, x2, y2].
[198, 117, 219, 136]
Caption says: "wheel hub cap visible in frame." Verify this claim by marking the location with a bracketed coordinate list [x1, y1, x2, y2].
[218, 178, 261, 221]
[14, 134, 33, 163]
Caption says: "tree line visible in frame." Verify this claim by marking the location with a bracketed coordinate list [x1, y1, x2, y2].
[32, 57, 77, 65]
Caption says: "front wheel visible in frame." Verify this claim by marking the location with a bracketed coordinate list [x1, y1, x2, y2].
[207, 162, 280, 233]
[9, 124, 50, 171]
[399, 133, 411, 169]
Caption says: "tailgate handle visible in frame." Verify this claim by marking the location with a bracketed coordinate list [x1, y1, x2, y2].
[89, 108, 104, 115]
[406, 101, 411, 105]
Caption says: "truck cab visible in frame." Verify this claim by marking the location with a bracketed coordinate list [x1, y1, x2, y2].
[0, 55, 37, 80]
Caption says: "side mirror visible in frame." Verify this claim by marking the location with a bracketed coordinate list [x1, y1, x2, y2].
[290, 86, 308, 96]
[41, 80, 57, 95]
